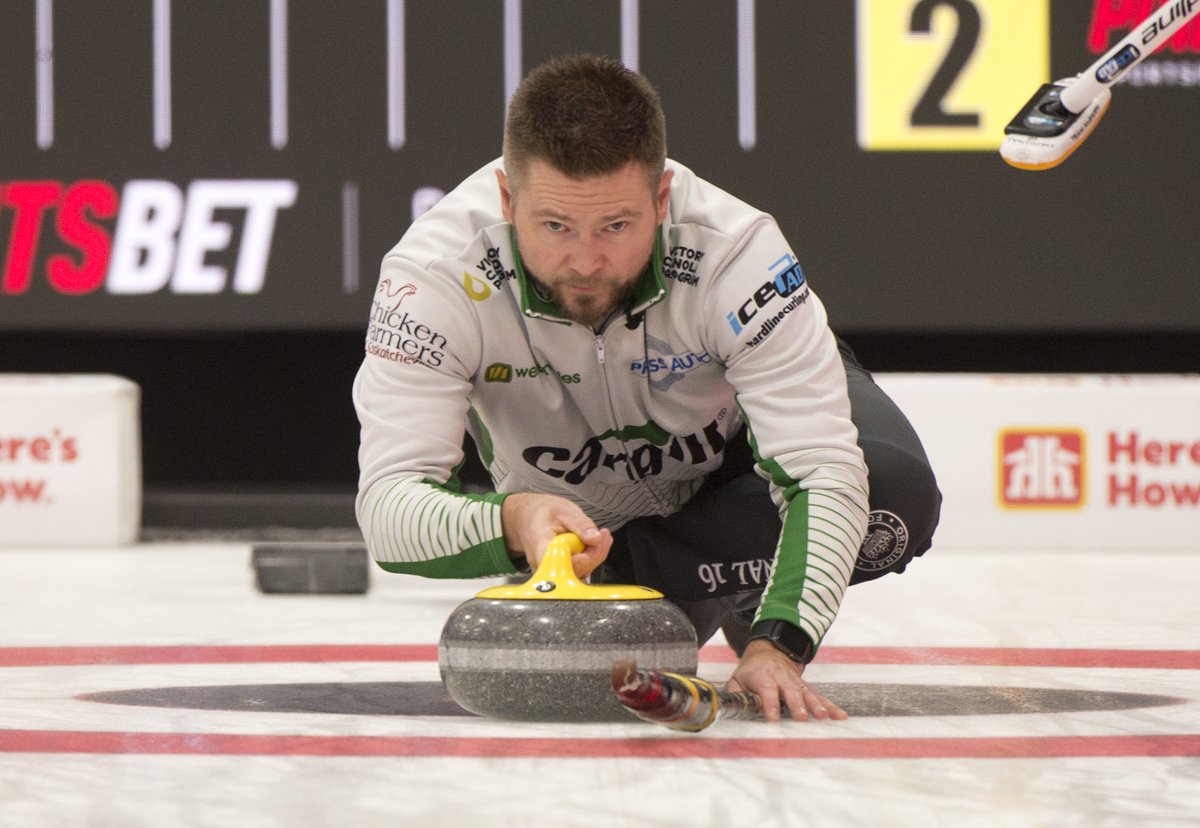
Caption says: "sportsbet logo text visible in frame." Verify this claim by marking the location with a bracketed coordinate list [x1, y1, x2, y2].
[0, 179, 297, 295]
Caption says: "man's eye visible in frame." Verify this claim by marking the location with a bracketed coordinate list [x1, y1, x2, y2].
[608, 221, 628, 232]
[545, 221, 566, 232]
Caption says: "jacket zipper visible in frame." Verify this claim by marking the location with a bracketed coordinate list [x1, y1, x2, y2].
[591, 326, 670, 514]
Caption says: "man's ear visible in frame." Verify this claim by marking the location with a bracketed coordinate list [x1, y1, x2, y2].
[656, 168, 673, 224]
[496, 169, 513, 223]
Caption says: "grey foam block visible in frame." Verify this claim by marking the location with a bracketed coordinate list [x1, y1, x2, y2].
[251, 543, 370, 594]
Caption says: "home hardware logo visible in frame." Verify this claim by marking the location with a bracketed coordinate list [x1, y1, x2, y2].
[999, 428, 1086, 509]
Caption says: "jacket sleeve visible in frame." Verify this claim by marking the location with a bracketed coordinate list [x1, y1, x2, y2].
[353, 253, 518, 579]
[707, 219, 869, 652]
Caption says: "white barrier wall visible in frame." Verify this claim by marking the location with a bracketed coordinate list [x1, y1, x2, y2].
[874, 374, 1200, 552]
[0, 375, 141, 546]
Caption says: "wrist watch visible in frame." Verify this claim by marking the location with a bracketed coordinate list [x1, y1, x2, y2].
[747, 619, 814, 664]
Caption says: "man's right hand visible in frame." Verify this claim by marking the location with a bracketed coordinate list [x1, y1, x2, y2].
[726, 640, 848, 723]
[501, 492, 611, 578]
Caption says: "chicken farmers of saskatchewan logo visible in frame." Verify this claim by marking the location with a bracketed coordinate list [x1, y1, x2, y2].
[377, 278, 416, 312]
[366, 280, 449, 368]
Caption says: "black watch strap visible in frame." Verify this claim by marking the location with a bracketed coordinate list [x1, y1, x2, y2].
[747, 619, 815, 664]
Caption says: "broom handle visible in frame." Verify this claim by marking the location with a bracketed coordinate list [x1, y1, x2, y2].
[611, 659, 763, 732]
[1061, 1, 1200, 112]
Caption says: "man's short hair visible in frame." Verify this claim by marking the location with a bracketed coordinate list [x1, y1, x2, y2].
[503, 53, 667, 191]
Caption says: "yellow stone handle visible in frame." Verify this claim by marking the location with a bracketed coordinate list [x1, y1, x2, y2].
[475, 532, 664, 601]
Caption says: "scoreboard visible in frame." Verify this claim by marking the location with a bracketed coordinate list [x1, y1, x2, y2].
[1, 0, 1197, 333]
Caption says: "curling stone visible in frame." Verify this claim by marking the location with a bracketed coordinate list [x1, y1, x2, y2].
[438, 533, 698, 722]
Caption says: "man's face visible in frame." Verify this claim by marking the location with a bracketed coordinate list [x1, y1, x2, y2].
[499, 159, 672, 327]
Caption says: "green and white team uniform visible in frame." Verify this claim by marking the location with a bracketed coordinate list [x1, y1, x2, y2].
[354, 159, 869, 650]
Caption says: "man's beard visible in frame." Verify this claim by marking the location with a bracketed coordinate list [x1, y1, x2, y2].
[532, 275, 639, 328]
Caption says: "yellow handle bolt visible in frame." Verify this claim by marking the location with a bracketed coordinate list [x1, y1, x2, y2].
[475, 532, 664, 601]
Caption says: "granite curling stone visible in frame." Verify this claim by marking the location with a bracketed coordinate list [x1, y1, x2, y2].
[438, 533, 698, 722]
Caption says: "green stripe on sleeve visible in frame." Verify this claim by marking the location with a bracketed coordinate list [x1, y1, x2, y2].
[755, 488, 809, 629]
[374, 532, 517, 578]
[372, 485, 517, 579]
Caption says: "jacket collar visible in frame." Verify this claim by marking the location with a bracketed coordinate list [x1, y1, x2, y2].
[512, 226, 668, 324]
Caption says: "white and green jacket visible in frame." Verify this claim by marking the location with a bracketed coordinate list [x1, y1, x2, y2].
[354, 159, 869, 647]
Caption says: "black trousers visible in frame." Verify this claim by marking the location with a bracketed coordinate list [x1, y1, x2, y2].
[596, 338, 943, 644]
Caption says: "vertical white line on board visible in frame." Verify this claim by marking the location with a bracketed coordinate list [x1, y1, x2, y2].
[270, 0, 288, 149]
[737, 0, 756, 150]
[35, 0, 54, 148]
[387, 0, 405, 149]
[343, 182, 360, 294]
[621, 0, 639, 70]
[153, 0, 172, 149]
[503, 0, 521, 118]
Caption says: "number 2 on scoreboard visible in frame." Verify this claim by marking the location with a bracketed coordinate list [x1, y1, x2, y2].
[856, 0, 1049, 150]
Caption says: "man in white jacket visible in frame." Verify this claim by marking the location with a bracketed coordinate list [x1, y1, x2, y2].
[355, 54, 940, 722]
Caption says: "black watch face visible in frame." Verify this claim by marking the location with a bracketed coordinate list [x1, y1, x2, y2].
[776, 630, 802, 659]
[757, 622, 810, 662]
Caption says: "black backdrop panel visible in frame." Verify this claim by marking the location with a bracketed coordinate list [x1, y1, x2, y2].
[1, 0, 1196, 334]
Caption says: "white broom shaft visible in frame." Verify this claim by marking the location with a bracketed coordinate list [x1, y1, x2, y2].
[1062, 0, 1200, 113]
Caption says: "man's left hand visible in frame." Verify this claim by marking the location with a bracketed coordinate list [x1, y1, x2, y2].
[725, 640, 849, 723]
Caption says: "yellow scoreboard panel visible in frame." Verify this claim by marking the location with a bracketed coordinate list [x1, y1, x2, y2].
[857, 0, 1049, 150]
